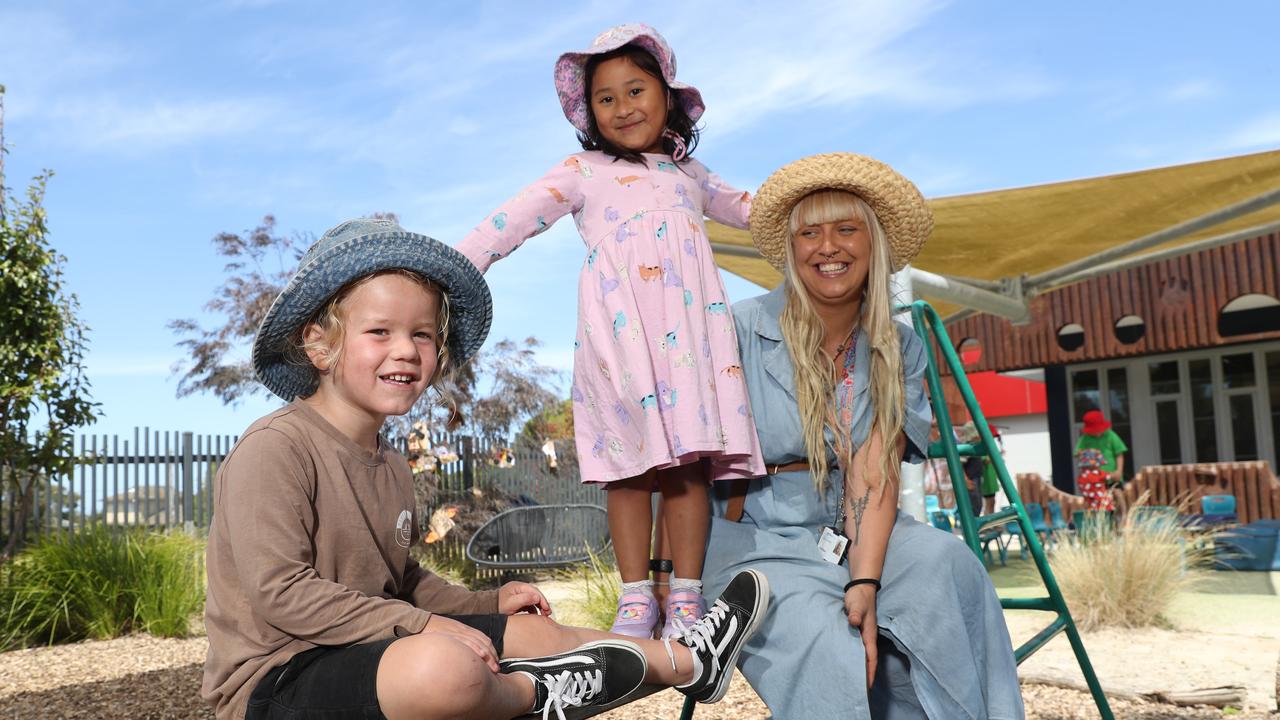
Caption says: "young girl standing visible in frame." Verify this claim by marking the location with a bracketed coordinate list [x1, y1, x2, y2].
[458, 24, 764, 640]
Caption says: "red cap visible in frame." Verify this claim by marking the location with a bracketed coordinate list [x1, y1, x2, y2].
[1081, 410, 1111, 436]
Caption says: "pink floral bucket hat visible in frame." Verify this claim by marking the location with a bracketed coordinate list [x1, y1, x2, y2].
[554, 23, 705, 135]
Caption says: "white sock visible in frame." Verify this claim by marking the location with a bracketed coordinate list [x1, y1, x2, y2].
[670, 577, 703, 593]
[620, 579, 655, 594]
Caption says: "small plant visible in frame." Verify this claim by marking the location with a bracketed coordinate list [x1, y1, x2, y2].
[1050, 497, 1212, 630]
[0, 525, 204, 649]
[411, 543, 474, 587]
[567, 546, 620, 631]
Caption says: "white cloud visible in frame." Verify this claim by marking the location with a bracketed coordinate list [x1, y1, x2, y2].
[88, 357, 174, 377]
[0, 7, 129, 122]
[1165, 79, 1217, 102]
[668, 0, 1050, 136]
[40, 96, 287, 150]
[1224, 111, 1280, 151]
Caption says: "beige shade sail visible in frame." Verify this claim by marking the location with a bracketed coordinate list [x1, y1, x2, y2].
[710, 148, 1280, 314]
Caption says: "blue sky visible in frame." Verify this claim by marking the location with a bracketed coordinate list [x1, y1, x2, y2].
[2, 0, 1277, 440]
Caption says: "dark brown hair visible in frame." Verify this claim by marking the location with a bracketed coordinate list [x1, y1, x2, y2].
[579, 45, 700, 166]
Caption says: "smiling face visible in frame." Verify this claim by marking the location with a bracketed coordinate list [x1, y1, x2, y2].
[589, 54, 669, 154]
[787, 191, 876, 312]
[303, 272, 442, 442]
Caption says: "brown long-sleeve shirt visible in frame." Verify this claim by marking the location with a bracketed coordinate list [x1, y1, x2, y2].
[201, 402, 497, 719]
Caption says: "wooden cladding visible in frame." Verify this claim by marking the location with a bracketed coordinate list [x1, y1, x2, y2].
[945, 232, 1280, 372]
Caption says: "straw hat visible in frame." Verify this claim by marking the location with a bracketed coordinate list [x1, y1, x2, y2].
[749, 153, 933, 273]
[252, 218, 492, 401]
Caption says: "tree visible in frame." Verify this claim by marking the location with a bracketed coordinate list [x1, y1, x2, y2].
[0, 172, 98, 561]
[520, 398, 574, 445]
[466, 337, 563, 440]
[168, 215, 306, 404]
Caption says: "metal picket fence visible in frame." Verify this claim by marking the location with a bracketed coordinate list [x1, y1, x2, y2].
[4, 430, 600, 569]
[2, 429, 238, 542]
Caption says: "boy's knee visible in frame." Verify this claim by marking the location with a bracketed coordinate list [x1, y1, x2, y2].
[381, 633, 492, 715]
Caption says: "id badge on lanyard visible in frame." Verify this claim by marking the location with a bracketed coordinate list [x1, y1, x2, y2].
[818, 525, 849, 564]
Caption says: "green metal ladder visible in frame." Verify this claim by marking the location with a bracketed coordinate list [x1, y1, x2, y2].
[911, 299, 1113, 719]
[675, 299, 1114, 719]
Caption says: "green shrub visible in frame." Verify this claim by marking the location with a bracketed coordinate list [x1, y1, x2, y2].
[0, 525, 204, 649]
[1049, 502, 1212, 631]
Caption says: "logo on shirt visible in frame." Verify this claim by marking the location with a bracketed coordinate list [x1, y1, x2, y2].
[395, 509, 413, 548]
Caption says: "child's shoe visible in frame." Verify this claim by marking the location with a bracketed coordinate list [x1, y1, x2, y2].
[608, 590, 660, 639]
[500, 639, 647, 719]
[670, 568, 770, 704]
[660, 588, 707, 639]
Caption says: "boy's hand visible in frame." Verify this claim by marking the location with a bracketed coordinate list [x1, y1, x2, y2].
[423, 614, 500, 672]
[498, 581, 552, 616]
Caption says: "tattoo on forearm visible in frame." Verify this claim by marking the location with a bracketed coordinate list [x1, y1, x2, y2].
[850, 486, 872, 545]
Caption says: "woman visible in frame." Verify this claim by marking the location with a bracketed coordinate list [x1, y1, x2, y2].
[703, 153, 1024, 718]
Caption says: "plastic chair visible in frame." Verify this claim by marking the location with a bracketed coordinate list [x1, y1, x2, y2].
[980, 527, 1008, 566]
[1072, 509, 1113, 544]
[925, 494, 942, 516]
[1047, 501, 1069, 536]
[1005, 519, 1027, 559]
[1196, 494, 1238, 527]
[930, 510, 954, 532]
[1024, 502, 1054, 548]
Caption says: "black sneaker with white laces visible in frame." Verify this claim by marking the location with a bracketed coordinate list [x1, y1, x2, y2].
[672, 568, 770, 704]
[500, 639, 647, 720]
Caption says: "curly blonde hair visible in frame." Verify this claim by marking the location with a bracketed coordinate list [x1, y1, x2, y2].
[288, 269, 451, 392]
[779, 190, 904, 495]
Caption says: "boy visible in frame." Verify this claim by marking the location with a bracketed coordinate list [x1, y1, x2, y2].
[201, 218, 768, 720]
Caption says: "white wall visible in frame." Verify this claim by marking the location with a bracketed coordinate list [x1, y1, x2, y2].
[992, 413, 1054, 486]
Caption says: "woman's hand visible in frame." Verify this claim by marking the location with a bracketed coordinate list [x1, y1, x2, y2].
[498, 581, 553, 617]
[423, 614, 500, 672]
[843, 584, 879, 688]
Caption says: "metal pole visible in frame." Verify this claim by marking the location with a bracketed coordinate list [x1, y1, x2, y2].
[892, 266, 927, 522]
[710, 241, 1033, 322]
[908, 267, 1031, 324]
[1028, 185, 1280, 289]
[1044, 218, 1280, 289]
[182, 432, 194, 531]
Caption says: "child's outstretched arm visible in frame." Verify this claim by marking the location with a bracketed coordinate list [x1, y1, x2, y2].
[456, 157, 586, 272]
[700, 164, 753, 231]
[218, 430, 435, 643]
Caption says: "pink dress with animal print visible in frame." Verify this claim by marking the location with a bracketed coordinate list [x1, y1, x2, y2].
[458, 151, 765, 483]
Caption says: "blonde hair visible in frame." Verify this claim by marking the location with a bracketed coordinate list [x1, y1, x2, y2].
[290, 269, 452, 391]
[779, 190, 904, 495]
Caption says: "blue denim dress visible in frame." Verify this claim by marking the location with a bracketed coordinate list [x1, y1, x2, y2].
[704, 286, 1024, 719]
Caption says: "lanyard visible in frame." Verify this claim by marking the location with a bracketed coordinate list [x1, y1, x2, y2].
[832, 328, 859, 527]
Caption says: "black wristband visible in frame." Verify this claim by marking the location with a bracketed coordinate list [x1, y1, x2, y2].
[844, 578, 881, 593]
[649, 558, 673, 574]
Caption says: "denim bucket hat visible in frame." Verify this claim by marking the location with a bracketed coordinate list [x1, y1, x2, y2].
[554, 23, 705, 135]
[252, 218, 492, 401]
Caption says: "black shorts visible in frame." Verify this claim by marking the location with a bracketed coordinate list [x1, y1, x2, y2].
[245, 614, 508, 720]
